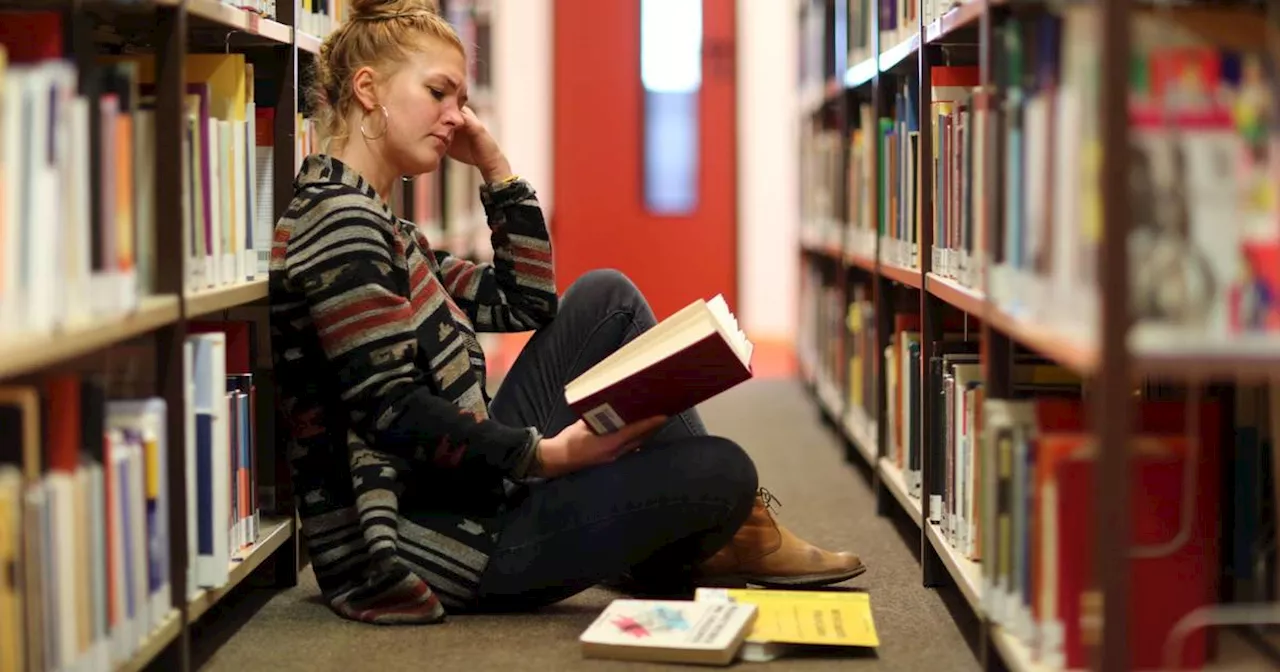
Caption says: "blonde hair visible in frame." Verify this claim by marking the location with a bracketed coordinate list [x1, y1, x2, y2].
[309, 0, 466, 148]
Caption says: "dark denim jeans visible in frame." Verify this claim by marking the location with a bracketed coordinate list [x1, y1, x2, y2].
[476, 270, 759, 611]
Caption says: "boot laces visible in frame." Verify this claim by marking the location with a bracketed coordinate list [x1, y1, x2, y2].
[757, 487, 782, 515]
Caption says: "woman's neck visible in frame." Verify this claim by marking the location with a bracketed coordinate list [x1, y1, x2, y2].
[331, 138, 396, 204]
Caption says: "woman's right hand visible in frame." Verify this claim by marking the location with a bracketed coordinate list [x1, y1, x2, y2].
[535, 416, 668, 478]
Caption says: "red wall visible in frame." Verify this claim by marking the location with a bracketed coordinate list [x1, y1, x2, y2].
[552, 0, 737, 321]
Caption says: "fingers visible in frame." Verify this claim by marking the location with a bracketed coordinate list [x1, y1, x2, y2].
[460, 105, 480, 127]
[612, 415, 667, 443]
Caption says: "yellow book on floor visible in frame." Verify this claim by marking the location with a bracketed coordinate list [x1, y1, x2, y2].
[695, 588, 879, 662]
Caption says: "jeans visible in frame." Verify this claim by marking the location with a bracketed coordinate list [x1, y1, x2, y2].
[475, 270, 760, 611]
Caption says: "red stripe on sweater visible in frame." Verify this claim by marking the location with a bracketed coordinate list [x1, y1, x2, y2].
[447, 264, 477, 294]
[409, 261, 430, 289]
[409, 270, 441, 314]
[513, 259, 554, 282]
[512, 245, 553, 264]
[313, 293, 407, 332]
[441, 260, 468, 287]
[319, 302, 413, 345]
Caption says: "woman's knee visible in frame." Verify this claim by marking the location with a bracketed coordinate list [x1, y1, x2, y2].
[676, 436, 759, 506]
[562, 269, 652, 317]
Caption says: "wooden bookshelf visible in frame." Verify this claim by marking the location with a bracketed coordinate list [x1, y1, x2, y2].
[186, 517, 296, 624]
[797, 0, 1280, 670]
[180, 0, 292, 43]
[878, 456, 922, 528]
[296, 29, 323, 54]
[117, 610, 183, 672]
[0, 0, 345, 669]
[0, 295, 180, 380]
[186, 280, 270, 319]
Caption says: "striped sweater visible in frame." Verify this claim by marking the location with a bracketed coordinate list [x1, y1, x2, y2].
[268, 154, 558, 623]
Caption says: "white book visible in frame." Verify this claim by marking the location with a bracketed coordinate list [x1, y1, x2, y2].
[190, 333, 230, 589]
[580, 599, 757, 666]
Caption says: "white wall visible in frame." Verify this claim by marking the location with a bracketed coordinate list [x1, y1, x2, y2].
[491, 0, 554, 217]
[489, 0, 799, 342]
[736, 0, 799, 343]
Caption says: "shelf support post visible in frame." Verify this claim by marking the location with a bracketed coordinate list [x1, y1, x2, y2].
[1094, 0, 1133, 668]
[154, 2, 192, 670]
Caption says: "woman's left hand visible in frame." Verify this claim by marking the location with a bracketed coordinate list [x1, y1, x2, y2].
[447, 106, 513, 183]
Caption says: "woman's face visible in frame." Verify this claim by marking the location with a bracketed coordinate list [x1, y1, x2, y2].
[375, 38, 467, 176]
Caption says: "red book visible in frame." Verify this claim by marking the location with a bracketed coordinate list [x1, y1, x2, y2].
[565, 294, 753, 434]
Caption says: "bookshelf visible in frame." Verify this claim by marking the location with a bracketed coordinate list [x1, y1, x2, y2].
[0, 0, 370, 670]
[797, 0, 1280, 671]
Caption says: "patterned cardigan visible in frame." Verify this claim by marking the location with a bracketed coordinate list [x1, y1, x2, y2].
[269, 154, 558, 624]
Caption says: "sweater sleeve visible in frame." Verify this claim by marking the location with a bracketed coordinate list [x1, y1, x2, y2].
[286, 210, 542, 480]
[430, 176, 558, 332]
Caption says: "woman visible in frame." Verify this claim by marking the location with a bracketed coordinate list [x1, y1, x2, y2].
[269, 0, 865, 625]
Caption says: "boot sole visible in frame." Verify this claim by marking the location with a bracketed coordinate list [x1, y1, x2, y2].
[699, 562, 868, 590]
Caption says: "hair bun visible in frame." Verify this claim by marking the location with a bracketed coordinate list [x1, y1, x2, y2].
[349, 0, 439, 20]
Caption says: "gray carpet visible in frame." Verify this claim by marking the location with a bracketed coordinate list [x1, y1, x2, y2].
[193, 378, 981, 671]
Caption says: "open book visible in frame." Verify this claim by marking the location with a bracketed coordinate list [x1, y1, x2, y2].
[564, 294, 754, 434]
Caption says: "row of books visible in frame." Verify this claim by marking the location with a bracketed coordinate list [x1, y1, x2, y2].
[798, 0, 832, 106]
[799, 121, 844, 253]
[297, 0, 343, 39]
[411, 158, 495, 263]
[922, 339, 1244, 670]
[797, 265, 1280, 669]
[184, 324, 265, 591]
[803, 0, 981, 95]
[797, 263, 847, 404]
[0, 321, 269, 672]
[801, 7, 1280, 352]
[445, 0, 493, 104]
[847, 0, 875, 66]
[0, 10, 339, 343]
[142, 50, 272, 293]
[0, 31, 154, 339]
[0, 382, 172, 672]
[230, 0, 277, 19]
[878, 0, 919, 54]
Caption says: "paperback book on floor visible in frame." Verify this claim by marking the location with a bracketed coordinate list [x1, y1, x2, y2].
[579, 598, 758, 666]
[564, 294, 754, 435]
[695, 587, 880, 662]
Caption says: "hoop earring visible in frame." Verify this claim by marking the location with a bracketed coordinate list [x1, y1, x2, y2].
[360, 104, 389, 141]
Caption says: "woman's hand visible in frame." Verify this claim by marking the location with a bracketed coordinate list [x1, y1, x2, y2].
[535, 416, 669, 478]
[447, 106, 513, 183]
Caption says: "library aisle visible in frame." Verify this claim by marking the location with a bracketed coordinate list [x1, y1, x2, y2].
[194, 378, 980, 671]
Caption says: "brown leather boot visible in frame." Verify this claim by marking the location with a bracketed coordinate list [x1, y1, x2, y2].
[695, 488, 866, 589]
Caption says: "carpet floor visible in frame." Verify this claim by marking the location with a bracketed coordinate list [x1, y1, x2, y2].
[191, 377, 982, 671]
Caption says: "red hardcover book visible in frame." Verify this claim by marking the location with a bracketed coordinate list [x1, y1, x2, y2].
[564, 294, 754, 434]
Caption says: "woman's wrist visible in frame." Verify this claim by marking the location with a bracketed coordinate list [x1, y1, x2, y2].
[479, 155, 514, 185]
[532, 436, 566, 478]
